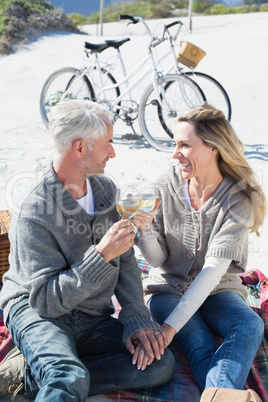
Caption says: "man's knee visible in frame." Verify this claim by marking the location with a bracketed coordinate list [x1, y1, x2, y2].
[42, 359, 90, 398]
[150, 347, 175, 386]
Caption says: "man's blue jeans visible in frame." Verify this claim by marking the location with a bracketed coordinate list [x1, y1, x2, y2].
[6, 298, 175, 401]
[149, 291, 264, 391]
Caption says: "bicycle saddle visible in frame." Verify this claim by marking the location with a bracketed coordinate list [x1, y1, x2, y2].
[84, 41, 109, 53]
[105, 38, 130, 49]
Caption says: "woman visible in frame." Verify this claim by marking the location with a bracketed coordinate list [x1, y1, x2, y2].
[133, 103, 267, 391]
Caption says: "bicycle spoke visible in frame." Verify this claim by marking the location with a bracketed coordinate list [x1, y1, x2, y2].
[184, 72, 231, 121]
[139, 74, 205, 152]
[40, 67, 94, 128]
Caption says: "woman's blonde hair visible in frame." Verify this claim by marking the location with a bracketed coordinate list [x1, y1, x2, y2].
[178, 103, 267, 236]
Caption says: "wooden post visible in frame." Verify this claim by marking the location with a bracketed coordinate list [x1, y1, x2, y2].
[100, 0, 104, 36]
[189, 0, 193, 33]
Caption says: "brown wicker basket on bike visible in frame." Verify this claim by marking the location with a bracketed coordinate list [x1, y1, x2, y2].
[0, 210, 12, 284]
[177, 41, 206, 69]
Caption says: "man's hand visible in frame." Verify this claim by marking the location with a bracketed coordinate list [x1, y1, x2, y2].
[95, 219, 135, 262]
[125, 328, 168, 369]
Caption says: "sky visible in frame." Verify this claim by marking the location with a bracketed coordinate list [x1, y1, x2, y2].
[48, 0, 131, 16]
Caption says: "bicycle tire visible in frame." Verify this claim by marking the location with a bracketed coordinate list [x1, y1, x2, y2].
[183, 71, 232, 121]
[138, 74, 205, 152]
[89, 67, 121, 113]
[158, 77, 206, 139]
[40, 67, 94, 128]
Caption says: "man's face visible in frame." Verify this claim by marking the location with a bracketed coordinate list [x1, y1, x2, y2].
[80, 123, 116, 176]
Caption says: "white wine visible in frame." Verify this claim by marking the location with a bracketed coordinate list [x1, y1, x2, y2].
[116, 199, 141, 219]
[139, 194, 157, 213]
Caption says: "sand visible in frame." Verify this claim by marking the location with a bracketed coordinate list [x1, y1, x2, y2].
[0, 12, 268, 400]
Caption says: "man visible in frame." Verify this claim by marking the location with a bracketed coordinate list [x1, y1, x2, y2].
[0, 100, 174, 400]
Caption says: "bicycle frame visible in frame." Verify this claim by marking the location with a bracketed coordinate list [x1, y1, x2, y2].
[41, 14, 231, 149]
[59, 18, 184, 116]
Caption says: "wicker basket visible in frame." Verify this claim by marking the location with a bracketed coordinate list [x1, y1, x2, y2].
[0, 210, 12, 284]
[177, 41, 206, 69]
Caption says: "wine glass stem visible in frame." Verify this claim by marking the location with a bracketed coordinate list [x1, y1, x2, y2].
[145, 216, 150, 233]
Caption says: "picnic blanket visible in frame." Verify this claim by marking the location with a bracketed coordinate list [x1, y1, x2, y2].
[105, 266, 268, 401]
[0, 309, 13, 364]
[0, 267, 267, 401]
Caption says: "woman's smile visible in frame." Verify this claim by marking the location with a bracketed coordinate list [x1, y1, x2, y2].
[179, 162, 191, 169]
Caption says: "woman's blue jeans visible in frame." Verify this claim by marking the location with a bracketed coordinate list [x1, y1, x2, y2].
[6, 298, 175, 401]
[149, 291, 264, 391]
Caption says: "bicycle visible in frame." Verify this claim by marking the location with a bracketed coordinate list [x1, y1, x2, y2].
[40, 15, 231, 152]
[136, 18, 231, 146]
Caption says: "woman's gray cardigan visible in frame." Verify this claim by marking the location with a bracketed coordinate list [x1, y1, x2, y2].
[143, 165, 250, 300]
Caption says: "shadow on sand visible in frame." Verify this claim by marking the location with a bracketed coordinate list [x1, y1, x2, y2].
[244, 144, 268, 161]
[113, 133, 152, 150]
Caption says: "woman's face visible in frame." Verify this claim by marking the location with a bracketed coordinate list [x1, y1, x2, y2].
[172, 121, 218, 181]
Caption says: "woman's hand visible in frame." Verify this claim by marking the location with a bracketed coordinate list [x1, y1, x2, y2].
[132, 199, 161, 234]
[125, 328, 168, 369]
[131, 342, 154, 370]
[161, 323, 176, 346]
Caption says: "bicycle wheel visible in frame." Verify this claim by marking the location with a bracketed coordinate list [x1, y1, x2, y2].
[87, 67, 120, 113]
[139, 74, 205, 152]
[184, 71, 231, 121]
[40, 67, 94, 128]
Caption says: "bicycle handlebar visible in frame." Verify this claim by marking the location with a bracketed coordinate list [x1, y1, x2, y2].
[165, 20, 183, 30]
[118, 14, 185, 49]
[118, 15, 139, 24]
[118, 14, 153, 38]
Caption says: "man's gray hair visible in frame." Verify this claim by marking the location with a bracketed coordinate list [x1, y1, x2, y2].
[49, 99, 113, 156]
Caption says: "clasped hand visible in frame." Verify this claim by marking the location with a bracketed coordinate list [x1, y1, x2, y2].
[124, 328, 168, 371]
[125, 324, 177, 370]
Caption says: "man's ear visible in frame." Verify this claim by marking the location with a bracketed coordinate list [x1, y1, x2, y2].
[73, 139, 87, 158]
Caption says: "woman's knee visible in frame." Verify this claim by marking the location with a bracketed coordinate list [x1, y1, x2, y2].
[246, 311, 264, 345]
[228, 307, 264, 348]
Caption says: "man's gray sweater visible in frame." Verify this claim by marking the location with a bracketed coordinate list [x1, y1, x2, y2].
[0, 162, 162, 342]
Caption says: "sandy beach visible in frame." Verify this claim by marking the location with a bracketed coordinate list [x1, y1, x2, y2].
[0, 11, 268, 402]
[1, 12, 268, 276]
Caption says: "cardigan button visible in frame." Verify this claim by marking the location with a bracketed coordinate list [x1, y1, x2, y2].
[186, 251, 194, 260]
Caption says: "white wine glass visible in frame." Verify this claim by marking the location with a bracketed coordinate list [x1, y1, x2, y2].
[138, 184, 159, 240]
[116, 185, 141, 219]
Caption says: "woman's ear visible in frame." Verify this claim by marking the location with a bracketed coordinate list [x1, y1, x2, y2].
[211, 147, 219, 154]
